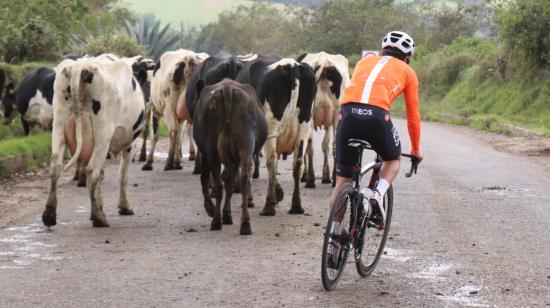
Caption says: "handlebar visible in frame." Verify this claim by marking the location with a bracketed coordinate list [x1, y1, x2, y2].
[401, 153, 420, 178]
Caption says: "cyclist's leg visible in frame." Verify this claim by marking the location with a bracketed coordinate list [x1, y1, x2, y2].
[330, 105, 362, 236]
[377, 117, 402, 195]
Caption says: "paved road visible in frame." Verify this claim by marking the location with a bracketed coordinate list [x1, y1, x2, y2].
[0, 119, 549, 307]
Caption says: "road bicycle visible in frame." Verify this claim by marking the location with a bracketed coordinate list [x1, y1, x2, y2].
[321, 139, 419, 291]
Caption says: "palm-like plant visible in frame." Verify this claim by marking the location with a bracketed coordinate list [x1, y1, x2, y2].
[125, 14, 182, 61]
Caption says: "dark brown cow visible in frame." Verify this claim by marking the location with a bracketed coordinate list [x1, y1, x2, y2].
[192, 79, 267, 235]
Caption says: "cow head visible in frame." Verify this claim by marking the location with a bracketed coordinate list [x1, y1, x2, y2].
[135, 69, 151, 103]
[2, 84, 17, 125]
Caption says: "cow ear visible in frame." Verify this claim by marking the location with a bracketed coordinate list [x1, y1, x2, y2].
[80, 69, 94, 84]
[173, 62, 186, 85]
[195, 79, 205, 97]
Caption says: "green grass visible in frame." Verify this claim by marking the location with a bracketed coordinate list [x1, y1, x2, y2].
[0, 132, 51, 176]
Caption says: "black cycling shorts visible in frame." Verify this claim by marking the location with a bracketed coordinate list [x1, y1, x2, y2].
[335, 103, 401, 178]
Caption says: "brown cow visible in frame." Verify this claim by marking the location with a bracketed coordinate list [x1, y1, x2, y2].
[192, 80, 267, 235]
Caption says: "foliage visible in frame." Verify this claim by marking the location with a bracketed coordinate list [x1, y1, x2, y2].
[125, 14, 182, 60]
[0, 0, 129, 63]
[497, 0, 550, 68]
[191, 2, 302, 55]
[83, 32, 145, 57]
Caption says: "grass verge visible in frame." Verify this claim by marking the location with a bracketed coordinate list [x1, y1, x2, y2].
[0, 133, 51, 177]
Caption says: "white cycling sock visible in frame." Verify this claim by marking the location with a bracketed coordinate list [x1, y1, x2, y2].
[330, 221, 341, 234]
[376, 178, 390, 196]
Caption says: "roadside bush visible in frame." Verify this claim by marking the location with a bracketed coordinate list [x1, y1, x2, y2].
[83, 33, 145, 57]
[497, 0, 550, 69]
[0, 18, 63, 63]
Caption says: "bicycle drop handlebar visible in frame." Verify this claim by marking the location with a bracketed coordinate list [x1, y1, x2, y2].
[401, 153, 420, 178]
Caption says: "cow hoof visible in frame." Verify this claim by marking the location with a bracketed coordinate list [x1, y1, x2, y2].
[332, 182, 336, 188]
[275, 186, 284, 202]
[248, 202, 254, 208]
[210, 221, 222, 231]
[192, 167, 201, 175]
[92, 220, 110, 228]
[240, 221, 252, 235]
[252, 172, 259, 179]
[189, 153, 196, 161]
[163, 165, 173, 171]
[119, 208, 134, 216]
[204, 203, 215, 218]
[42, 211, 57, 227]
[138, 155, 146, 162]
[322, 177, 332, 184]
[173, 163, 183, 170]
[301, 176, 307, 183]
[305, 181, 316, 189]
[223, 214, 233, 225]
[259, 207, 276, 216]
[288, 207, 305, 215]
[142, 164, 153, 171]
[77, 179, 86, 187]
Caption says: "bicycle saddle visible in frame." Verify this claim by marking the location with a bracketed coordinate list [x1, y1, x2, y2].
[347, 139, 372, 149]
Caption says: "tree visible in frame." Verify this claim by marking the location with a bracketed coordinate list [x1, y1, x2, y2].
[125, 14, 183, 60]
[498, 0, 550, 68]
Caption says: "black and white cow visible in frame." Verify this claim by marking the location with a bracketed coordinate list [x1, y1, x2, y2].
[193, 79, 267, 235]
[1, 67, 55, 135]
[297, 52, 350, 187]
[143, 49, 208, 171]
[236, 54, 317, 216]
[183, 55, 243, 174]
[42, 56, 146, 228]
[120, 56, 157, 162]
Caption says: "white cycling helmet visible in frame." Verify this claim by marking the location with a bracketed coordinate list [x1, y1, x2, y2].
[382, 31, 415, 55]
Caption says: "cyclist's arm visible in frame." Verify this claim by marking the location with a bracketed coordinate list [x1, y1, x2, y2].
[404, 71, 421, 155]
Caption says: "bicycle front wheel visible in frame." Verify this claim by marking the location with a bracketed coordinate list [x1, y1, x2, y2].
[321, 183, 356, 291]
[355, 186, 393, 277]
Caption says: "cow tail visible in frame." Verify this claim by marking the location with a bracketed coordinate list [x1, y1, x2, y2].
[64, 112, 82, 172]
[64, 78, 93, 172]
[223, 82, 232, 130]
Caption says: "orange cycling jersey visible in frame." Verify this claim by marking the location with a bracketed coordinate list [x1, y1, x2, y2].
[342, 55, 421, 154]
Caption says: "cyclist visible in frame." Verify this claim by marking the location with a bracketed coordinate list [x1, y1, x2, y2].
[329, 31, 423, 238]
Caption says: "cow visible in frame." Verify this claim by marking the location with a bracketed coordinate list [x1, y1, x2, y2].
[119, 56, 157, 162]
[182, 55, 243, 174]
[193, 79, 267, 235]
[42, 56, 147, 228]
[297, 52, 350, 187]
[236, 54, 317, 216]
[142, 49, 208, 171]
[0, 68, 6, 115]
[1, 67, 55, 135]
[0, 70, 16, 124]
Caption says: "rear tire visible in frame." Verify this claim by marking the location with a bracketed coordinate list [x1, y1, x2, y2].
[321, 183, 356, 291]
[355, 186, 393, 277]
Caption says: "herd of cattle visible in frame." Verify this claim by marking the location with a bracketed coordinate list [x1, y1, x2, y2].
[0, 49, 350, 235]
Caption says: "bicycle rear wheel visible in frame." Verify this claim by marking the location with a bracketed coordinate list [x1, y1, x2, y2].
[355, 186, 393, 277]
[321, 183, 356, 291]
